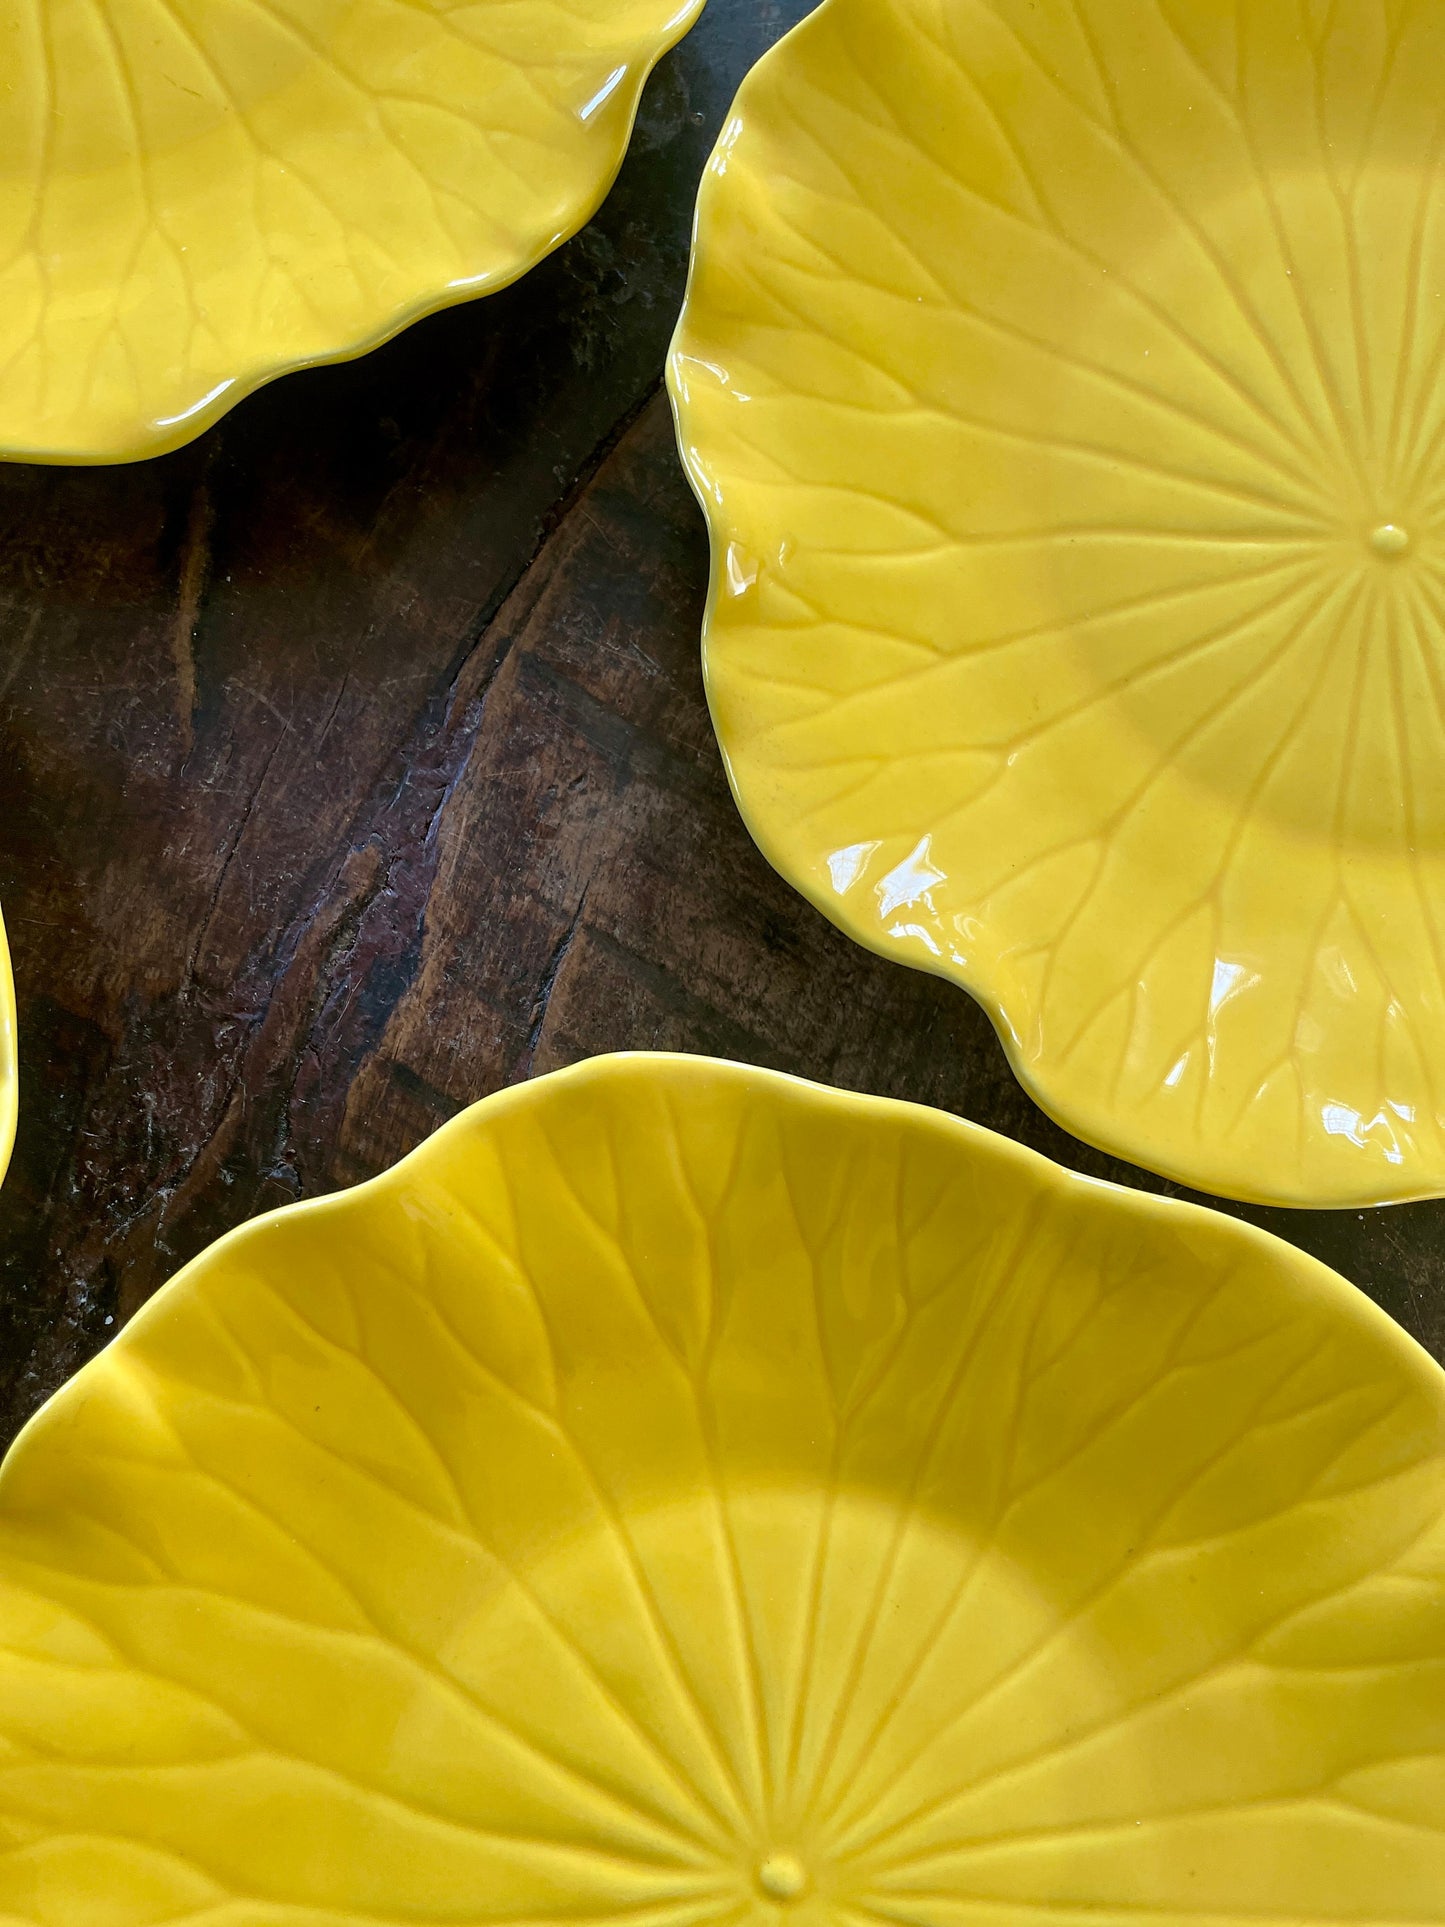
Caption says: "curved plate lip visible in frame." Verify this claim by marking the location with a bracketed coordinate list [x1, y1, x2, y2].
[6, 1050, 1441, 1491]
[0, 908, 14, 1191]
[3, 0, 703, 468]
[664, 0, 1445, 1215]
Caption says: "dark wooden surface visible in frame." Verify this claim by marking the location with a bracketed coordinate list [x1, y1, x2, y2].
[0, 0, 1440, 1449]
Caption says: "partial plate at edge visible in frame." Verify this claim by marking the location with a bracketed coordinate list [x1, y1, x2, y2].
[1, 0, 702, 462]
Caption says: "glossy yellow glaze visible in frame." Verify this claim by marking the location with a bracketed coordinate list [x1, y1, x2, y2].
[1, 1052, 1441, 1924]
[0, 0, 701, 464]
[670, 0, 1445, 1207]
[0, 909, 14, 1187]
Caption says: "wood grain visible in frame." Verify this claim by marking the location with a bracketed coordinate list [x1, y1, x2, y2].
[0, 0, 1440, 1447]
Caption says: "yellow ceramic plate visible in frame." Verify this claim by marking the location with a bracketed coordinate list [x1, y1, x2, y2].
[1, 1051, 1441, 1924]
[669, 0, 1445, 1208]
[0, 908, 13, 1186]
[0, 0, 701, 464]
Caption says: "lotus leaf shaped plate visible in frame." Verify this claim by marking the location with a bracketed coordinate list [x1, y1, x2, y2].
[0, 0, 700, 463]
[1, 1053, 1442, 1924]
[669, 0, 1445, 1207]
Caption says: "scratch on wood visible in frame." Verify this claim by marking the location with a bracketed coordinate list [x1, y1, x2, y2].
[170, 479, 213, 757]
[0, 605, 43, 710]
[184, 722, 290, 985]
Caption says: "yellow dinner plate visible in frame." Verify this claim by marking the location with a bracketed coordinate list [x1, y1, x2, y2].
[1, 1052, 1441, 1924]
[669, 0, 1445, 1208]
[0, 0, 701, 464]
[0, 908, 13, 1186]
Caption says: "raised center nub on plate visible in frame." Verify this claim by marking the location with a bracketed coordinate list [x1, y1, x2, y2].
[1370, 522, 1411, 557]
[757, 1853, 808, 1902]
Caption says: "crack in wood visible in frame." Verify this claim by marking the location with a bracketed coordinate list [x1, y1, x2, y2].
[519, 887, 590, 1082]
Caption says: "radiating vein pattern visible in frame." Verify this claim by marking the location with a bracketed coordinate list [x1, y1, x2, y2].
[0, 0, 700, 460]
[670, 0, 1445, 1204]
[0, 1055, 1440, 1924]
